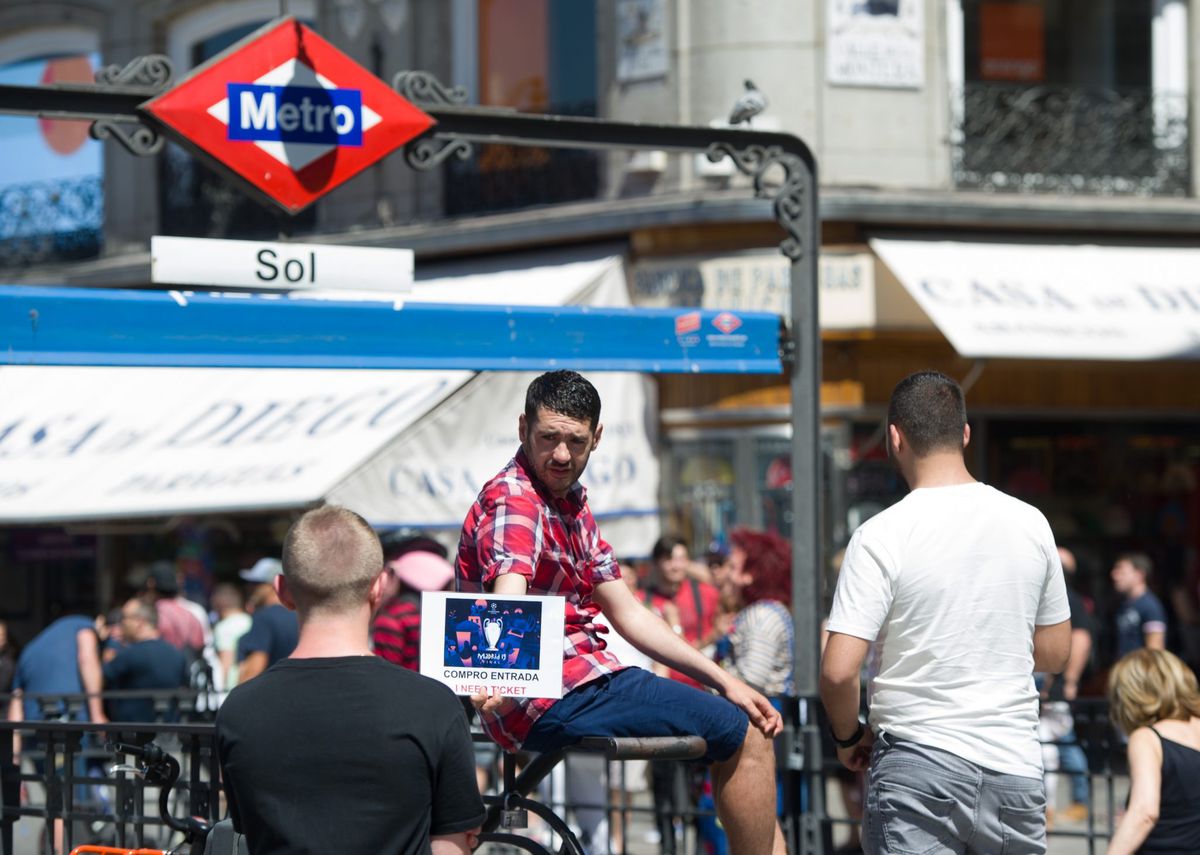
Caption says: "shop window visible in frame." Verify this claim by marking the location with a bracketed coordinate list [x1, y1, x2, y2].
[159, 8, 318, 238]
[663, 428, 847, 563]
[0, 41, 103, 267]
[663, 438, 737, 554]
[953, 0, 1189, 195]
[446, 0, 599, 216]
[756, 438, 794, 542]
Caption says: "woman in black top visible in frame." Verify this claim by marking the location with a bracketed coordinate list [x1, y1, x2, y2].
[1108, 648, 1200, 854]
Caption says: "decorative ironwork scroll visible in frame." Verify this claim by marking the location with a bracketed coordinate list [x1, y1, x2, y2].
[404, 136, 473, 171]
[90, 120, 164, 156]
[706, 143, 807, 260]
[94, 55, 175, 90]
[89, 55, 175, 157]
[394, 71, 474, 170]
[392, 70, 468, 106]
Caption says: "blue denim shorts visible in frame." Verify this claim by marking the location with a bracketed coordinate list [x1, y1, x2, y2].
[522, 667, 749, 763]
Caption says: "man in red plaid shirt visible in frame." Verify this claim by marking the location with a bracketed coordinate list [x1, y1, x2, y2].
[457, 370, 786, 854]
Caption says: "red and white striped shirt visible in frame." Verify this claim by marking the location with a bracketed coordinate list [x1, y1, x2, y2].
[455, 448, 625, 751]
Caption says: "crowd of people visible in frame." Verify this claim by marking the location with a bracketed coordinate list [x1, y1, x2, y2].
[2, 367, 1199, 855]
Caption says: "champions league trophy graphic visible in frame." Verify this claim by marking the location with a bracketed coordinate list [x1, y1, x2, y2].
[443, 598, 540, 669]
[482, 614, 503, 651]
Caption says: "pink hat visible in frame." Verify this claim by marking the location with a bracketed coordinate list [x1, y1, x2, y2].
[389, 551, 454, 592]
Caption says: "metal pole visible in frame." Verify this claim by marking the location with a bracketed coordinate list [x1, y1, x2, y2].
[790, 166, 824, 855]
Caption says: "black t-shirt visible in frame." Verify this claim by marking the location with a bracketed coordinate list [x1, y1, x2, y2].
[1046, 587, 1094, 703]
[216, 656, 485, 855]
[102, 638, 189, 722]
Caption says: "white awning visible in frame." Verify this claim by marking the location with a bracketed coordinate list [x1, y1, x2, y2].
[0, 254, 661, 551]
[327, 370, 661, 554]
[870, 238, 1200, 360]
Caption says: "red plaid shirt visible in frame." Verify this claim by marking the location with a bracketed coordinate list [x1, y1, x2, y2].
[456, 448, 625, 751]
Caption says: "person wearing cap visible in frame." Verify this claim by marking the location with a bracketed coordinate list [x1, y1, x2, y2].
[372, 549, 454, 671]
[235, 557, 299, 684]
[217, 505, 484, 855]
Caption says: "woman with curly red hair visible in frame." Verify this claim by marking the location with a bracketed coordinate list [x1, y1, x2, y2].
[719, 528, 794, 697]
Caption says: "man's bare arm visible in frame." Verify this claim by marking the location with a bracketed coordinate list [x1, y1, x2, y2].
[431, 832, 474, 855]
[1144, 630, 1166, 651]
[9, 691, 23, 756]
[1033, 619, 1072, 674]
[819, 633, 869, 742]
[218, 650, 236, 688]
[237, 652, 268, 684]
[593, 578, 781, 737]
[76, 628, 107, 724]
[1062, 627, 1092, 699]
[819, 632, 874, 772]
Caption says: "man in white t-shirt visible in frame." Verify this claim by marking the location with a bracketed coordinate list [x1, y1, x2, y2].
[820, 370, 1072, 855]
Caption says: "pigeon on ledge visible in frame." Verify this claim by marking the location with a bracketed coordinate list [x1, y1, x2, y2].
[729, 79, 767, 125]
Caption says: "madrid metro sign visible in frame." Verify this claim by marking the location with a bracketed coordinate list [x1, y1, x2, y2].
[141, 17, 434, 213]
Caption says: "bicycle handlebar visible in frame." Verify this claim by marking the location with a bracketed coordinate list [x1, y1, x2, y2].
[106, 741, 209, 847]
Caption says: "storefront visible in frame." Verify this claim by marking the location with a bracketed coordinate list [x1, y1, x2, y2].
[635, 233, 1200, 641]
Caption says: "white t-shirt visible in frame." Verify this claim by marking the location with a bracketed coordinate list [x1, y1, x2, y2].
[827, 482, 1070, 779]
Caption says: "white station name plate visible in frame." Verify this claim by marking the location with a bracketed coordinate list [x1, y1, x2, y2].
[151, 235, 413, 292]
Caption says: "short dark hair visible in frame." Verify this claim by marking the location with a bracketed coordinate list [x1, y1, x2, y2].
[652, 535, 687, 564]
[1117, 552, 1154, 579]
[887, 370, 967, 457]
[525, 370, 601, 430]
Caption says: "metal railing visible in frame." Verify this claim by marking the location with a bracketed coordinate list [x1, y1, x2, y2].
[951, 83, 1191, 197]
[1, 691, 219, 855]
[0, 175, 103, 268]
[0, 693, 1125, 855]
[442, 100, 601, 218]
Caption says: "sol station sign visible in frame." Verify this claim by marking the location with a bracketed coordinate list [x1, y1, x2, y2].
[141, 17, 434, 213]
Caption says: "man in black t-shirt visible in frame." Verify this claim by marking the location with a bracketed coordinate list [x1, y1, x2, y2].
[103, 599, 188, 722]
[217, 507, 484, 855]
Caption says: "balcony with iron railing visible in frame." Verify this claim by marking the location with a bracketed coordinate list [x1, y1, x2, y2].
[951, 83, 1192, 197]
[0, 175, 102, 268]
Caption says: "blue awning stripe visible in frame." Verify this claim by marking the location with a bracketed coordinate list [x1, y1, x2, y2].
[1, 286, 783, 374]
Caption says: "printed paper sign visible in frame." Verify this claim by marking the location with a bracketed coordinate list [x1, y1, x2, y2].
[420, 592, 565, 699]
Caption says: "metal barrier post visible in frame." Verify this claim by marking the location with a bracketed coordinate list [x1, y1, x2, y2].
[0, 723, 14, 855]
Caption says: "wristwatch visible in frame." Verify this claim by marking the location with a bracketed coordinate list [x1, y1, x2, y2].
[831, 721, 865, 749]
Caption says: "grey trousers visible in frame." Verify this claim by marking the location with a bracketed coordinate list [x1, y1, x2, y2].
[863, 731, 1047, 855]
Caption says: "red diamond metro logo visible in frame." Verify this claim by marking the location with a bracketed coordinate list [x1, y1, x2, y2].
[712, 312, 743, 334]
[140, 17, 434, 214]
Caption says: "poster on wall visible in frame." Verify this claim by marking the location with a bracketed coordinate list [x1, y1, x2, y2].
[616, 0, 668, 82]
[827, 0, 924, 89]
[420, 592, 566, 699]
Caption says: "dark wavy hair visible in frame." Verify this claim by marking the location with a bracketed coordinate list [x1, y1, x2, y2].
[652, 535, 687, 564]
[730, 528, 792, 606]
[525, 370, 601, 430]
